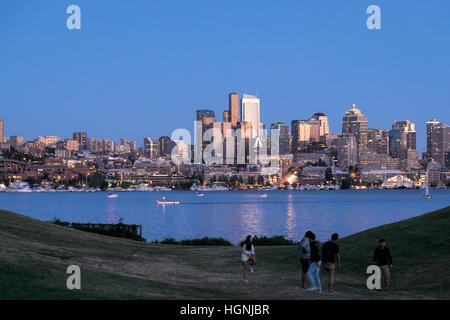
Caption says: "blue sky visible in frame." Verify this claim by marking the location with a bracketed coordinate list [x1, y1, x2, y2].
[1, 0, 449, 152]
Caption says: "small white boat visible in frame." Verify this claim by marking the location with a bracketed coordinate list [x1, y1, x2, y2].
[260, 193, 267, 198]
[107, 192, 119, 199]
[196, 192, 204, 197]
[157, 196, 180, 205]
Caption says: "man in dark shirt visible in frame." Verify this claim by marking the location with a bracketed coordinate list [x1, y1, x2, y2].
[373, 239, 393, 291]
[320, 233, 341, 291]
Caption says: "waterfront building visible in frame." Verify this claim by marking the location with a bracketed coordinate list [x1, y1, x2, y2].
[381, 175, 415, 189]
[223, 110, 230, 123]
[241, 94, 261, 138]
[358, 150, 399, 169]
[360, 169, 404, 184]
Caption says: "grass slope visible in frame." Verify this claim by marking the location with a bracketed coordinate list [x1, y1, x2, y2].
[0, 206, 449, 300]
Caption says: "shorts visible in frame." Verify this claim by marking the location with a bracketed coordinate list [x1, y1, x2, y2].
[301, 258, 311, 274]
[380, 265, 391, 280]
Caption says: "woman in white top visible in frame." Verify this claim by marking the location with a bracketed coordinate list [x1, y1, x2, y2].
[241, 235, 256, 283]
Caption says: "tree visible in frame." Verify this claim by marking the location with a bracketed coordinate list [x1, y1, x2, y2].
[341, 176, 352, 189]
[325, 167, 334, 183]
[257, 175, 264, 185]
[247, 176, 256, 185]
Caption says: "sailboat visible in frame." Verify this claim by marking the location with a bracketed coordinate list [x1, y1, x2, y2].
[424, 169, 431, 199]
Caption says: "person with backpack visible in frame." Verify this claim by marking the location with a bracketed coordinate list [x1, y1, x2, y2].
[373, 239, 393, 291]
[298, 231, 314, 289]
[306, 232, 322, 292]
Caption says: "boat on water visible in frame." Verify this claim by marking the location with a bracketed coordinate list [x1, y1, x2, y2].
[424, 169, 431, 199]
[157, 196, 181, 205]
[260, 193, 267, 198]
[107, 192, 119, 199]
[196, 192, 204, 197]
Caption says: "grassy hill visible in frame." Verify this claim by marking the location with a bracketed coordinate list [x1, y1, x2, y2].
[0, 206, 449, 300]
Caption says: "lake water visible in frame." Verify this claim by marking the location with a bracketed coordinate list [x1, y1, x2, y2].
[0, 190, 448, 244]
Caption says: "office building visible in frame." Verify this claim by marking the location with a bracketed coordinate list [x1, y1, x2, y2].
[342, 104, 368, 155]
[144, 137, 160, 159]
[241, 94, 261, 138]
[229, 93, 239, 127]
[270, 122, 291, 155]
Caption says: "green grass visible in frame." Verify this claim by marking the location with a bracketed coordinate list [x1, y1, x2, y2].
[0, 206, 449, 300]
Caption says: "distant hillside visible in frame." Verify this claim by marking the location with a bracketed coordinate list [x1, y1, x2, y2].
[0, 206, 449, 299]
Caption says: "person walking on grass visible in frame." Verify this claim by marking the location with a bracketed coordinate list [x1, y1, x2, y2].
[373, 239, 393, 291]
[306, 232, 322, 293]
[299, 231, 314, 289]
[241, 235, 256, 283]
[320, 233, 341, 291]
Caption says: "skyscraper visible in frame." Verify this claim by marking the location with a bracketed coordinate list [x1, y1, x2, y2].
[310, 113, 330, 137]
[271, 122, 291, 155]
[342, 104, 368, 155]
[73, 132, 87, 144]
[430, 123, 449, 167]
[196, 110, 216, 131]
[229, 93, 239, 127]
[291, 120, 310, 154]
[426, 119, 441, 161]
[241, 94, 261, 138]
[143, 137, 160, 159]
[335, 135, 358, 168]
[389, 120, 416, 157]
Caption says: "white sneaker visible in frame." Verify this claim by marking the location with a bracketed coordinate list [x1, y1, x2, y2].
[244, 280, 249, 283]
[306, 287, 319, 292]
[249, 267, 254, 273]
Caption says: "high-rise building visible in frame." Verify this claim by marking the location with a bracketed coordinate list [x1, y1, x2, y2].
[223, 110, 230, 123]
[342, 104, 368, 155]
[270, 122, 291, 155]
[389, 120, 416, 157]
[196, 110, 215, 132]
[334, 134, 358, 168]
[291, 120, 310, 154]
[0, 118, 4, 143]
[64, 139, 79, 151]
[241, 94, 261, 138]
[120, 139, 137, 153]
[426, 119, 441, 161]
[159, 136, 175, 157]
[308, 118, 321, 143]
[367, 129, 389, 154]
[73, 132, 87, 144]
[430, 123, 450, 167]
[229, 93, 239, 127]
[10, 135, 24, 148]
[144, 137, 160, 159]
[310, 113, 330, 137]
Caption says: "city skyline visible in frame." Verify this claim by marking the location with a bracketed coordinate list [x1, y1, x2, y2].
[1, 1, 450, 152]
[0, 96, 446, 155]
